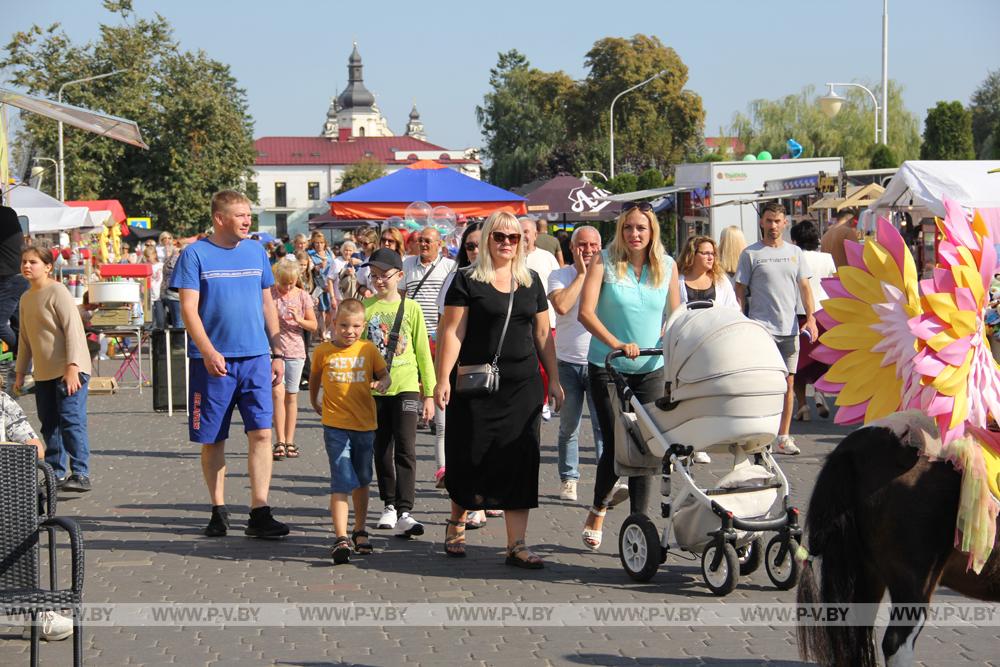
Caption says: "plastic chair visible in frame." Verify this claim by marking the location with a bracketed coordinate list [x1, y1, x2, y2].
[0, 444, 85, 666]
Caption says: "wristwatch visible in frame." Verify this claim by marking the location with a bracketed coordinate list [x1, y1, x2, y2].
[271, 353, 285, 360]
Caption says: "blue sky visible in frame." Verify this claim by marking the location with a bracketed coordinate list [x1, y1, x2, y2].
[5, 0, 998, 152]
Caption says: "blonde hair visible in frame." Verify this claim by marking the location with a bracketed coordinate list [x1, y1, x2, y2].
[717, 226, 747, 275]
[606, 209, 667, 288]
[142, 246, 158, 263]
[678, 235, 723, 283]
[469, 210, 533, 288]
[274, 258, 300, 285]
[210, 190, 250, 215]
[309, 231, 328, 248]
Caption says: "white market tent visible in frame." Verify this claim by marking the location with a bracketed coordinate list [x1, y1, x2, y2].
[868, 160, 1000, 218]
[6, 184, 94, 232]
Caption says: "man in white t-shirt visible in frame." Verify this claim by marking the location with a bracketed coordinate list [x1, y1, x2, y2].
[520, 216, 560, 420]
[547, 226, 604, 501]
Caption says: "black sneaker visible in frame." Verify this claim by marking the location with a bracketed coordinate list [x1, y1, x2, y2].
[61, 474, 91, 492]
[204, 506, 230, 537]
[244, 506, 289, 539]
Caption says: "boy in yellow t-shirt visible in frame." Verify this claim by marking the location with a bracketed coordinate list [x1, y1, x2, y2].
[309, 299, 391, 564]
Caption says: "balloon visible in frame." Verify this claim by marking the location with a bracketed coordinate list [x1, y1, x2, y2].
[429, 205, 457, 239]
[757, 151, 772, 161]
[404, 201, 432, 225]
[787, 139, 803, 159]
[386, 215, 405, 229]
[743, 154, 757, 161]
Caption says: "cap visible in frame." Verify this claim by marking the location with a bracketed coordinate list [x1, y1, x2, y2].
[362, 248, 403, 272]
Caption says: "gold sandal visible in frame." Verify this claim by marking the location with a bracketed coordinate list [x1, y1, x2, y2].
[444, 519, 466, 558]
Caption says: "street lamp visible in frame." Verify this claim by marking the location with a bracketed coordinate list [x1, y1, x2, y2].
[31, 157, 59, 196]
[609, 69, 668, 179]
[580, 170, 608, 183]
[819, 0, 889, 144]
[819, 82, 883, 144]
[57, 69, 128, 200]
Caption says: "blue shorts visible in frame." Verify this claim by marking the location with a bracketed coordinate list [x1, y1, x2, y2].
[317, 292, 332, 312]
[189, 355, 273, 444]
[323, 426, 375, 494]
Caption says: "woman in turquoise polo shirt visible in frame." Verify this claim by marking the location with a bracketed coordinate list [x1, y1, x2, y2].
[577, 202, 679, 551]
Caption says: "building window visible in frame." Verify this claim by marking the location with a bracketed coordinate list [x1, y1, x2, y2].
[358, 126, 365, 137]
[275, 182, 287, 208]
[308, 182, 320, 200]
[275, 213, 288, 237]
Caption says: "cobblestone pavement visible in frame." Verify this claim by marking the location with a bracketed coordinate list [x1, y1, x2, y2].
[1, 372, 998, 666]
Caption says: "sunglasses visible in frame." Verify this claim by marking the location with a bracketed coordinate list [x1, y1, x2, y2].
[491, 231, 522, 245]
[622, 202, 653, 213]
[381, 238, 397, 246]
[464, 241, 479, 251]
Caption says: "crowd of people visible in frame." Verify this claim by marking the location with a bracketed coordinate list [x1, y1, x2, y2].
[2, 193, 849, 577]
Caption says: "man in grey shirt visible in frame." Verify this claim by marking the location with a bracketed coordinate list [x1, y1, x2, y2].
[734, 202, 818, 455]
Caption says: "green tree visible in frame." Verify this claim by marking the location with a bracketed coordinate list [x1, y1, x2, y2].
[637, 168, 664, 190]
[869, 143, 897, 169]
[920, 101, 975, 160]
[1, 1, 256, 235]
[605, 173, 638, 194]
[577, 35, 705, 174]
[970, 70, 1000, 158]
[336, 158, 386, 193]
[731, 82, 921, 170]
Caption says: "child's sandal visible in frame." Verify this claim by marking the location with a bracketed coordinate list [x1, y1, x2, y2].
[331, 535, 351, 564]
[351, 529, 373, 555]
[444, 519, 466, 558]
[272, 443, 286, 461]
[284, 443, 299, 458]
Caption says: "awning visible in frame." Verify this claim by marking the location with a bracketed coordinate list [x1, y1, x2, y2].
[308, 214, 380, 231]
[711, 187, 819, 208]
[524, 174, 621, 221]
[808, 183, 885, 212]
[0, 88, 147, 150]
[601, 184, 705, 202]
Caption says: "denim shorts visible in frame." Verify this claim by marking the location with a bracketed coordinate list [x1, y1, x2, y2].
[323, 426, 375, 494]
[282, 358, 305, 394]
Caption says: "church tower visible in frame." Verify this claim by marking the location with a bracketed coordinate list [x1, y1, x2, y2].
[328, 43, 393, 140]
[404, 103, 426, 141]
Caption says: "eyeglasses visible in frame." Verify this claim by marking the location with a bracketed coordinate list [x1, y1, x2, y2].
[464, 241, 479, 251]
[491, 231, 522, 246]
[622, 202, 653, 213]
[371, 270, 400, 283]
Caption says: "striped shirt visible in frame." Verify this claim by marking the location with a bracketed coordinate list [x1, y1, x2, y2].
[402, 255, 455, 336]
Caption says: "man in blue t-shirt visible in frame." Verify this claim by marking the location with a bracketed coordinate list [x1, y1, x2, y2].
[171, 190, 289, 539]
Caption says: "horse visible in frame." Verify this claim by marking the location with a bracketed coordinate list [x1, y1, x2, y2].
[796, 419, 1000, 667]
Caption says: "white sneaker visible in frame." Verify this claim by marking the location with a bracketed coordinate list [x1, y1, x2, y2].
[22, 611, 73, 641]
[774, 435, 801, 455]
[541, 403, 552, 421]
[560, 479, 578, 501]
[377, 505, 397, 529]
[693, 451, 711, 464]
[604, 481, 630, 508]
[393, 512, 424, 538]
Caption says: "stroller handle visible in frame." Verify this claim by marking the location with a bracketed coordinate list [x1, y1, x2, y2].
[604, 348, 663, 373]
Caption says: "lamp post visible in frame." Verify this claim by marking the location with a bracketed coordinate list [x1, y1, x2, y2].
[57, 69, 127, 200]
[31, 157, 59, 196]
[609, 69, 668, 179]
[818, 0, 889, 145]
[580, 170, 608, 183]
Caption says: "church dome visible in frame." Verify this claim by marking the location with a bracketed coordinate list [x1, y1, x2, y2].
[338, 44, 375, 109]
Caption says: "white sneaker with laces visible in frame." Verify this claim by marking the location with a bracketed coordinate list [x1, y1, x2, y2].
[393, 512, 424, 537]
[22, 611, 73, 642]
[693, 451, 711, 464]
[377, 505, 397, 529]
[774, 435, 801, 455]
[541, 403, 552, 421]
[560, 479, 578, 501]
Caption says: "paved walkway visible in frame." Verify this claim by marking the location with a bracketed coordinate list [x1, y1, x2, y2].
[1, 372, 997, 665]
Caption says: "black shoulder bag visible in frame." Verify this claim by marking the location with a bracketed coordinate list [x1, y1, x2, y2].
[383, 292, 407, 372]
[454, 275, 515, 397]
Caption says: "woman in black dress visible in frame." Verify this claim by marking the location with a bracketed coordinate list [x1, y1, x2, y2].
[434, 211, 563, 568]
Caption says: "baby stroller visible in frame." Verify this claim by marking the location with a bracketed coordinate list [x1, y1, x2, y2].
[607, 301, 802, 595]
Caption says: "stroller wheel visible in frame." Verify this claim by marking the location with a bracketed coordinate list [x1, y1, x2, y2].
[701, 542, 739, 596]
[738, 537, 763, 576]
[765, 535, 801, 590]
[618, 513, 661, 582]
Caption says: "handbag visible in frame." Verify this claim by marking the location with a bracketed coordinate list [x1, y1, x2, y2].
[454, 275, 515, 397]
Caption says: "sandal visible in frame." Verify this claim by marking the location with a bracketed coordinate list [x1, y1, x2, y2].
[484, 509, 504, 518]
[582, 506, 607, 552]
[465, 510, 486, 530]
[444, 519, 466, 558]
[794, 405, 811, 422]
[331, 535, 351, 564]
[505, 539, 544, 569]
[272, 442, 286, 461]
[284, 443, 299, 459]
[351, 529, 373, 555]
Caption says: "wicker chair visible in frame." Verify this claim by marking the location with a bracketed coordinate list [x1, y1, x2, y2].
[0, 444, 85, 666]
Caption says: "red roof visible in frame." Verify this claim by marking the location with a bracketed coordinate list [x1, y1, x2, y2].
[254, 136, 477, 166]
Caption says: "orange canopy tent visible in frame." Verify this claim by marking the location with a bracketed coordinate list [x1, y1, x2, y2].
[328, 160, 526, 219]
